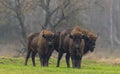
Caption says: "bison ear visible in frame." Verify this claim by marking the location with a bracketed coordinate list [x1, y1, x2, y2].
[69, 34, 74, 39]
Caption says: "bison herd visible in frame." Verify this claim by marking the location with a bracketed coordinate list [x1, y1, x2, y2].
[24, 26, 98, 68]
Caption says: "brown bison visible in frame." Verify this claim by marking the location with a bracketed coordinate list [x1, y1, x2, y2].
[69, 27, 98, 54]
[57, 26, 84, 68]
[69, 28, 98, 68]
[56, 26, 98, 68]
[25, 30, 56, 67]
[37, 30, 57, 66]
[69, 26, 84, 68]
[25, 32, 39, 66]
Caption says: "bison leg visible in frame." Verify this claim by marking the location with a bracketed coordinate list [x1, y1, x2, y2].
[78, 56, 82, 68]
[44, 50, 54, 66]
[66, 53, 70, 68]
[44, 58, 49, 67]
[44, 50, 53, 67]
[25, 49, 31, 66]
[38, 54, 44, 67]
[71, 55, 76, 68]
[56, 52, 63, 67]
[45, 55, 50, 67]
[31, 51, 37, 66]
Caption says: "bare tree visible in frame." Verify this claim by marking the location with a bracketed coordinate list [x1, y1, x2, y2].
[109, 0, 114, 51]
[37, 0, 84, 31]
[112, 0, 120, 47]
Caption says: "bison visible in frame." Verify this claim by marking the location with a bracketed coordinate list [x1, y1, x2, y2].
[69, 28, 98, 68]
[25, 32, 39, 66]
[69, 26, 84, 68]
[25, 30, 56, 67]
[57, 26, 84, 68]
[69, 27, 98, 54]
[56, 26, 98, 68]
[37, 30, 57, 67]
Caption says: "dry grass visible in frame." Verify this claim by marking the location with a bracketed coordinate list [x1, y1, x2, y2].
[83, 52, 120, 66]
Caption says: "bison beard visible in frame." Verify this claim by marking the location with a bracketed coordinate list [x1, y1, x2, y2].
[71, 55, 82, 68]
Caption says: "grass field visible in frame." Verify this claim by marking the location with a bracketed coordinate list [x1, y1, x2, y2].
[0, 57, 120, 74]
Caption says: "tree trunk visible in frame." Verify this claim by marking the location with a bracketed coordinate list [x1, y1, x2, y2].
[110, 0, 114, 51]
[42, 11, 49, 30]
[113, 0, 120, 46]
[16, 9, 27, 51]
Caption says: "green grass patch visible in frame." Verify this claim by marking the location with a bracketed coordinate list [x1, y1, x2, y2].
[0, 57, 120, 74]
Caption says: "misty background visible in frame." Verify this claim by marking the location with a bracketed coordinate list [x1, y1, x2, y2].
[0, 0, 120, 58]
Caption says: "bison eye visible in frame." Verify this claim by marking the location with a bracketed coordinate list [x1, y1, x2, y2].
[69, 35, 74, 39]
[42, 34, 47, 38]
[82, 35, 86, 39]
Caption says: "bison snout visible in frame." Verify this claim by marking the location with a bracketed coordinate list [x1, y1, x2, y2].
[48, 42, 54, 48]
[48, 42, 53, 45]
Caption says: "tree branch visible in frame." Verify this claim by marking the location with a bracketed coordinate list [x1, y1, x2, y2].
[53, 10, 67, 28]
[63, 0, 70, 9]
[49, 6, 60, 17]
[53, 7, 81, 28]
[46, 0, 50, 7]
[38, 0, 48, 11]
[51, 0, 71, 28]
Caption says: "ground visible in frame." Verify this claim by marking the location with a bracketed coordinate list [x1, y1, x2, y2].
[0, 57, 120, 74]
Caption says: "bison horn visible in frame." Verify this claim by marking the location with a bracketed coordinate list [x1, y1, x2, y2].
[96, 32, 99, 38]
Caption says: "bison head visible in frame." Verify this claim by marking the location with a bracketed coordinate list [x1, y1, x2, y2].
[69, 34, 83, 49]
[84, 32, 98, 52]
[88, 38, 97, 52]
[42, 30, 57, 48]
[43, 34, 56, 47]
